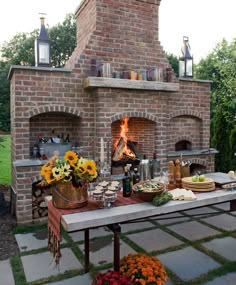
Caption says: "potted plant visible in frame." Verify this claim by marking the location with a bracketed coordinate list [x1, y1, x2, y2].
[120, 253, 168, 285]
[92, 269, 133, 285]
[40, 150, 98, 209]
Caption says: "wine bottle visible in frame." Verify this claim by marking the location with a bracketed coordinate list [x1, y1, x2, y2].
[133, 168, 140, 185]
[122, 166, 132, 197]
[64, 134, 70, 142]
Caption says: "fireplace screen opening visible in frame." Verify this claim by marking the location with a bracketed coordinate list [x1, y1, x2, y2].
[112, 118, 141, 167]
[175, 140, 192, 151]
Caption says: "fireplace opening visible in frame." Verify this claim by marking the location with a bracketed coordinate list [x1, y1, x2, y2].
[190, 163, 207, 176]
[111, 117, 155, 173]
[175, 140, 192, 151]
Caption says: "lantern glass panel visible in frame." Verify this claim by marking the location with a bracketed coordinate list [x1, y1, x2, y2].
[39, 42, 50, 64]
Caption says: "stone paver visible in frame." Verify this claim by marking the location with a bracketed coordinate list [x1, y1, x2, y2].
[201, 213, 236, 231]
[127, 228, 183, 252]
[121, 220, 155, 232]
[42, 273, 92, 285]
[21, 248, 83, 282]
[168, 221, 220, 241]
[15, 230, 66, 252]
[182, 206, 219, 216]
[69, 227, 112, 242]
[201, 272, 236, 285]
[202, 237, 236, 261]
[157, 247, 220, 281]
[79, 237, 136, 266]
[213, 202, 230, 211]
[153, 212, 190, 225]
[0, 259, 15, 285]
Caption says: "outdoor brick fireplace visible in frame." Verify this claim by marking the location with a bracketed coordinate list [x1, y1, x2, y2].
[9, 0, 215, 224]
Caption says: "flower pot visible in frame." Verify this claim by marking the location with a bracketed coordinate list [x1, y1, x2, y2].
[52, 181, 88, 209]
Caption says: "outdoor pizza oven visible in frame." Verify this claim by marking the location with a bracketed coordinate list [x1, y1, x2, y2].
[9, 0, 215, 224]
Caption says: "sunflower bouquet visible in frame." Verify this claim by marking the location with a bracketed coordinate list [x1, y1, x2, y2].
[40, 150, 98, 186]
[120, 253, 168, 285]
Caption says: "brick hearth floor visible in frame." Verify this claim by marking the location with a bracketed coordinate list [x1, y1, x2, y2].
[1, 202, 236, 285]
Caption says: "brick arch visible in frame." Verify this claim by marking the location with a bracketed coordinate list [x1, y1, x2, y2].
[29, 105, 83, 118]
[174, 135, 193, 145]
[110, 111, 158, 123]
[169, 109, 203, 121]
[190, 158, 208, 167]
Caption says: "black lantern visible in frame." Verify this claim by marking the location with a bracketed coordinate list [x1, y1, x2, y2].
[35, 15, 50, 67]
[179, 36, 193, 78]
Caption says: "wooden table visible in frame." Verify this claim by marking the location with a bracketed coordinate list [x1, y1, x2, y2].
[60, 189, 236, 272]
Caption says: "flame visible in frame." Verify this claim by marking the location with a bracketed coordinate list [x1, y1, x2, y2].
[119, 118, 135, 159]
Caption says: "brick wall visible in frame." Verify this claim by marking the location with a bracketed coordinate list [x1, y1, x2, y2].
[9, 0, 212, 224]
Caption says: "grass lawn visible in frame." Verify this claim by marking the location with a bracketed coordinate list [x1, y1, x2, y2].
[0, 134, 11, 185]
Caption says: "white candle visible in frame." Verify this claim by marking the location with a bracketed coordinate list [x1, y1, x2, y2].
[100, 138, 104, 163]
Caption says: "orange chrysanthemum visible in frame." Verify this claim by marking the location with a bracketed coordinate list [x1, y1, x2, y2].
[120, 253, 168, 285]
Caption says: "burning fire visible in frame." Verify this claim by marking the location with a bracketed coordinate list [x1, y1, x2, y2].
[113, 118, 136, 161]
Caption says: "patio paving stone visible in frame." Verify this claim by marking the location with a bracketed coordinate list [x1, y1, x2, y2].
[21, 248, 83, 282]
[201, 272, 236, 285]
[78, 236, 136, 266]
[42, 273, 92, 285]
[15, 229, 66, 252]
[69, 227, 112, 242]
[0, 259, 15, 285]
[120, 220, 155, 232]
[201, 213, 236, 231]
[153, 212, 190, 225]
[167, 220, 220, 241]
[202, 236, 236, 261]
[127, 228, 183, 252]
[157, 246, 221, 281]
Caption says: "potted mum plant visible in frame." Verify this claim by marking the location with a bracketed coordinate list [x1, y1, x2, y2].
[40, 150, 98, 209]
[92, 269, 133, 285]
[120, 253, 168, 285]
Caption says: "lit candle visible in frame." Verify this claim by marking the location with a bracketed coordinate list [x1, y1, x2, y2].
[100, 138, 104, 163]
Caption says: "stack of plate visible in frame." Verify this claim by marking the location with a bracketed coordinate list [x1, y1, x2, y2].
[181, 177, 215, 192]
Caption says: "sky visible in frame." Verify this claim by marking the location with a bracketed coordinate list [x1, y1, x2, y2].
[0, 0, 235, 63]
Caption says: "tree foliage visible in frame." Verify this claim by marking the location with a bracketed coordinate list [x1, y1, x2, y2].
[166, 52, 179, 77]
[195, 39, 236, 171]
[0, 13, 76, 132]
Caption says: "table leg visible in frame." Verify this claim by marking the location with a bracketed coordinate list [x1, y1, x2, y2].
[230, 199, 236, 211]
[84, 229, 89, 273]
[107, 224, 121, 272]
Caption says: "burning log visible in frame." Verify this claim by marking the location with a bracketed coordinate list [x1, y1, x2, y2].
[112, 137, 126, 161]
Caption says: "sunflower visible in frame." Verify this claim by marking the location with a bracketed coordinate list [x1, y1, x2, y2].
[40, 164, 52, 177]
[45, 171, 56, 184]
[52, 167, 63, 181]
[83, 160, 97, 176]
[61, 163, 71, 177]
[64, 151, 78, 167]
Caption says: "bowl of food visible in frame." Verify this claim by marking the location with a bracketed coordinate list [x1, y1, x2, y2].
[132, 180, 165, 202]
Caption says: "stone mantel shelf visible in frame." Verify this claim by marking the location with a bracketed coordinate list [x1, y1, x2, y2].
[84, 77, 179, 92]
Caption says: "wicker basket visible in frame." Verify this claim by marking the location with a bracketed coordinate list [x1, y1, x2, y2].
[52, 181, 88, 209]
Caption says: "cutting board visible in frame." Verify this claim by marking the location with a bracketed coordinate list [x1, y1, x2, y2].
[203, 172, 236, 186]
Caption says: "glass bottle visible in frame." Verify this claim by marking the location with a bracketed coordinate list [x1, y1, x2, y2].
[122, 166, 132, 197]
[133, 168, 140, 185]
